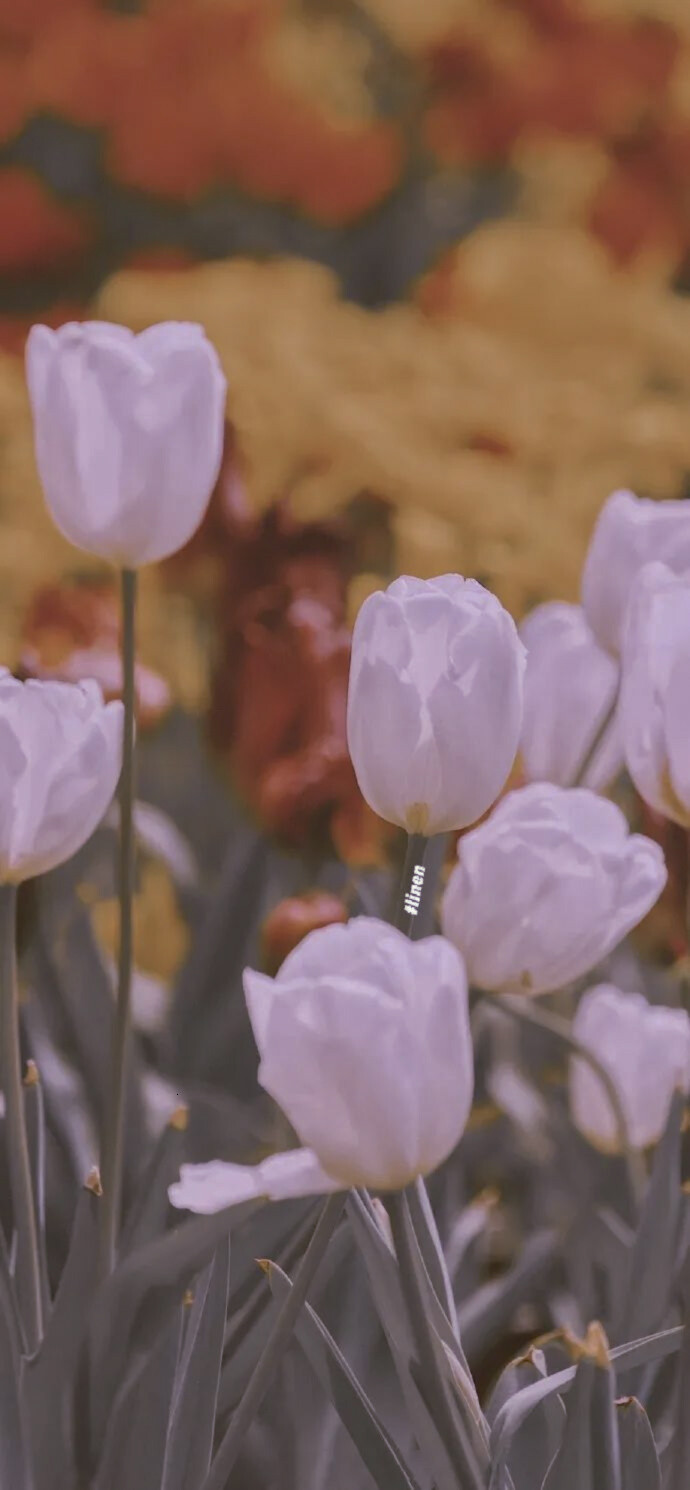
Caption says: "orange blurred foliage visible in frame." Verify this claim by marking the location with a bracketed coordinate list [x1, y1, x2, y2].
[14, 0, 402, 216]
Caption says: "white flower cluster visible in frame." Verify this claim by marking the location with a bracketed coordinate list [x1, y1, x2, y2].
[15, 322, 690, 1198]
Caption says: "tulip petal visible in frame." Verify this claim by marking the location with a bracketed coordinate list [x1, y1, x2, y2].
[168, 1148, 341, 1214]
[246, 916, 473, 1191]
[26, 319, 226, 568]
[442, 783, 666, 996]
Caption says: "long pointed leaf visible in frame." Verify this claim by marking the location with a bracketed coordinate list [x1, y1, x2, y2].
[616, 1398, 660, 1490]
[489, 1325, 683, 1486]
[162, 1240, 230, 1490]
[22, 1172, 102, 1490]
[269, 1261, 421, 1490]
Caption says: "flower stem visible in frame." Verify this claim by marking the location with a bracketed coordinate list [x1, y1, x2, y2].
[491, 992, 647, 1215]
[0, 883, 43, 1351]
[571, 682, 620, 788]
[394, 832, 430, 938]
[100, 567, 137, 1275]
[201, 1193, 344, 1490]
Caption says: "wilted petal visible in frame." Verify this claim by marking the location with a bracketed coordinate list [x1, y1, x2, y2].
[169, 1148, 341, 1214]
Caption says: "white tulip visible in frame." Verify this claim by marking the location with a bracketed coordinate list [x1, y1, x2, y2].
[0, 673, 123, 882]
[26, 320, 226, 567]
[620, 562, 690, 826]
[347, 575, 526, 835]
[519, 602, 622, 791]
[581, 488, 690, 656]
[169, 916, 474, 1211]
[441, 783, 666, 996]
[570, 984, 690, 1150]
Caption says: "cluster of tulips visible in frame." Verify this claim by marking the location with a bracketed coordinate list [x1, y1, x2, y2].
[5, 318, 690, 1468]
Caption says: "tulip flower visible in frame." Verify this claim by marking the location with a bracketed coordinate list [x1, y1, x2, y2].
[0, 672, 123, 882]
[170, 916, 474, 1210]
[441, 783, 666, 996]
[519, 601, 623, 791]
[347, 575, 525, 835]
[581, 488, 690, 657]
[570, 984, 690, 1150]
[620, 562, 690, 826]
[26, 320, 226, 568]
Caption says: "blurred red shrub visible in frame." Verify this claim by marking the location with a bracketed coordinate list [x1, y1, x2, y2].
[169, 425, 389, 864]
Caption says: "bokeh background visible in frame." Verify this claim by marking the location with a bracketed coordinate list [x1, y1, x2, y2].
[5, 0, 690, 981]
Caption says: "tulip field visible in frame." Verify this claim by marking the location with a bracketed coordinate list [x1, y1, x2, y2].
[0, 311, 685, 1490]
[3, 2, 690, 1484]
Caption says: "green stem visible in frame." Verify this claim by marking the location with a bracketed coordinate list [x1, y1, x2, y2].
[491, 992, 647, 1215]
[202, 1194, 344, 1490]
[0, 883, 43, 1351]
[394, 832, 430, 938]
[100, 567, 137, 1275]
[570, 683, 620, 789]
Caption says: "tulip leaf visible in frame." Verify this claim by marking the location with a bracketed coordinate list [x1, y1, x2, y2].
[219, 1201, 321, 1414]
[23, 1067, 50, 1323]
[616, 1398, 661, 1490]
[407, 1177, 458, 1335]
[445, 1191, 494, 1299]
[614, 1090, 684, 1344]
[168, 827, 271, 1081]
[588, 1336, 622, 1490]
[539, 1329, 621, 1490]
[267, 1261, 421, 1490]
[21, 1173, 102, 1490]
[161, 1240, 230, 1490]
[0, 1270, 31, 1490]
[486, 1351, 565, 1490]
[347, 1192, 484, 1490]
[95, 1309, 181, 1490]
[489, 1325, 683, 1487]
[540, 1352, 595, 1490]
[119, 1112, 188, 1255]
[458, 1228, 558, 1360]
[665, 1302, 690, 1490]
[81, 1199, 260, 1480]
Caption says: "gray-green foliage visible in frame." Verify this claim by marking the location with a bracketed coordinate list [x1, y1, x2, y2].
[2, 716, 688, 1489]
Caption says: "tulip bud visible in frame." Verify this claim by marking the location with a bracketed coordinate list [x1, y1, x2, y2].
[26, 320, 227, 568]
[347, 575, 525, 835]
[620, 563, 690, 826]
[0, 673, 123, 882]
[260, 891, 347, 975]
[581, 489, 690, 656]
[570, 984, 690, 1150]
[170, 916, 474, 1211]
[519, 602, 622, 791]
[441, 783, 666, 996]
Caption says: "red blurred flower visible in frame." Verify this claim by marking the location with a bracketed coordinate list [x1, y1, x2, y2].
[19, 579, 170, 729]
[168, 424, 389, 863]
[261, 889, 347, 974]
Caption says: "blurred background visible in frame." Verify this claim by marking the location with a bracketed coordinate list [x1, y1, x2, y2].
[6, 0, 690, 1008]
